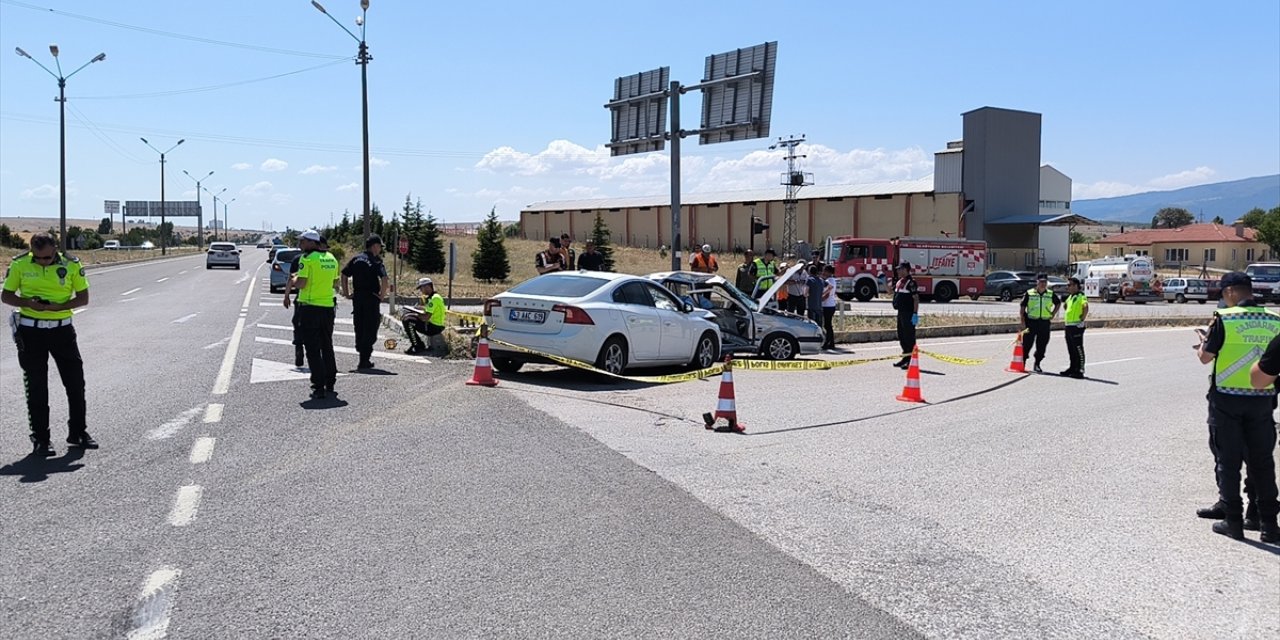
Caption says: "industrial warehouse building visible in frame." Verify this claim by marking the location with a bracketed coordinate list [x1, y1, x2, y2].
[521, 106, 1090, 270]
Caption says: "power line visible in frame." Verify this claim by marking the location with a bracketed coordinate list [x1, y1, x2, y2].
[63, 102, 150, 165]
[0, 0, 348, 60]
[71, 59, 351, 100]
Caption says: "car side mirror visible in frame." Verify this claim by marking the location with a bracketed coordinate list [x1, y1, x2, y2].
[683, 301, 694, 313]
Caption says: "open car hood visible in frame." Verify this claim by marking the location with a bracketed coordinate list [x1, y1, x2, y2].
[757, 262, 808, 313]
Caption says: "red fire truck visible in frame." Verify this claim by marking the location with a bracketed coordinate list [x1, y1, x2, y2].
[827, 236, 987, 302]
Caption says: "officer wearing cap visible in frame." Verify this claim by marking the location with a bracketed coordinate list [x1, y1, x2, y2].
[285, 230, 340, 399]
[891, 261, 920, 368]
[1019, 273, 1061, 373]
[402, 277, 445, 355]
[1195, 270, 1280, 541]
[1059, 277, 1089, 378]
[340, 234, 388, 369]
[2, 233, 97, 456]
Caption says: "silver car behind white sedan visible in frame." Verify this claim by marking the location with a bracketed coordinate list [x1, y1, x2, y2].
[484, 271, 722, 377]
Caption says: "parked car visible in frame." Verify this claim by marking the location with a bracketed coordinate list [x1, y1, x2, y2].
[483, 271, 722, 376]
[255, 242, 270, 249]
[647, 265, 824, 360]
[1245, 263, 1280, 303]
[269, 248, 303, 292]
[1208, 278, 1223, 302]
[1046, 275, 1069, 296]
[206, 242, 241, 269]
[1161, 277, 1209, 304]
[140, 241, 155, 250]
[982, 271, 1038, 301]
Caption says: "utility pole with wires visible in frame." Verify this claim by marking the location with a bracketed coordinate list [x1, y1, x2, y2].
[770, 134, 813, 258]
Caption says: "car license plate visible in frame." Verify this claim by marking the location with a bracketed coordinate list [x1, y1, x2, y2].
[509, 309, 546, 324]
[217, 252, 227, 257]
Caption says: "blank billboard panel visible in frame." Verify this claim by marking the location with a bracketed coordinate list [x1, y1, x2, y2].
[606, 67, 669, 157]
[699, 42, 777, 145]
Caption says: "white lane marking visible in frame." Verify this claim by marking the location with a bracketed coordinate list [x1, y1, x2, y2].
[234, 272, 251, 285]
[250, 357, 350, 383]
[1089, 357, 1145, 367]
[259, 302, 283, 307]
[335, 317, 353, 325]
[121, 287, 142, 296]
[72, 308, 87, 315]
[172, 313, 199, 324]
[203, 403, 224, 423]
[167, 485, 203, 526]
[203, 336, 230, 350]
[254, 336, 429, 363]
[155, 277, 169, 283]
[146, 407, 205, 440]
[178, 270, 188, 275]
[211, 264, 262, 395]
[256, 323, 371, 338]
[189, 437, 216, 464]
[127, 567, 181, 640]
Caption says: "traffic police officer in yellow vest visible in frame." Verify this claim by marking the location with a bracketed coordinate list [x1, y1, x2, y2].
[1060, 277, 1088, 378]
[1, 233, 96, 456]
[1019, 274, 1061, 373]
[1196, 271, 1280, 542]
[284, 230, 340, 400]
[752, 248, 778, 299]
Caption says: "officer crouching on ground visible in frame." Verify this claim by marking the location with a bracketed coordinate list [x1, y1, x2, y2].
[2, 233, 97, 455]
[402, 277, 446, 356]
[1196, 271, 1280, 542]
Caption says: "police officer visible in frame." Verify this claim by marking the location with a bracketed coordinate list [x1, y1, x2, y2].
[1, 233, 96, 455]
[403, 278, 446, 355]
[285, 230, 340, 399]
[340, 234, 388, 369]
[753, 249, 778, 299]
[1197, 271, 1280, 541]
[1060, 277, 1088, 378]
[1019, 274, 1061, 373]
[891, 262, 920, 368]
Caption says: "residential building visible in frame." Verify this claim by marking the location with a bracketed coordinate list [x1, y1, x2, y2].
[1095, 222, 1272, 270]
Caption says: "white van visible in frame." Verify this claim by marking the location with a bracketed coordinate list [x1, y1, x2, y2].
[103, 240, 121, 250]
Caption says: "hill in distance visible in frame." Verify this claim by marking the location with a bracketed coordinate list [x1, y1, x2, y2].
[1073, 174, 1279, 223]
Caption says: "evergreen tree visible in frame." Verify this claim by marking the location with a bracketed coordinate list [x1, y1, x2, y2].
[399, 194, 422, 260]
[98, 217, 112, 235]
[589, 212, 616, 271]
[414, 199, 446, 274]
[471, 207, 510, 282]
[369, 203, 384, 239]
[337, 210, 352, 240]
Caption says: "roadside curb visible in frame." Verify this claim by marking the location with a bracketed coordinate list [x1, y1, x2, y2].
[835, 316, 1209, 344]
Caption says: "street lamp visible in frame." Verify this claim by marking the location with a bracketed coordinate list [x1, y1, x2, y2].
[140, 138, 184, 255]
[223, 198, 237, 242]
[311, 0, 372, 239]
[15, 45, 106, 251]
[204, 186, 227, 239]
[182, 169, 214, 248]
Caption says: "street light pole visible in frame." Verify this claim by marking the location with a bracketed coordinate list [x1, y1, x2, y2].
[223, 198, 236, 242]
[205, 186, 227, 240]
[15, 46, 106, 251]
[312, 0, 372, 239]
[182, 169, 214, 249]
[141, 138, 184, 255]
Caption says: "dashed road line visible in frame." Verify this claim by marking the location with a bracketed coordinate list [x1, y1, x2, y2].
[128, 568, 181, 640]
[172, 313, 199, 324]
[1089, 357, 1145, 366]
[189, 437, 216, 464]
[156, 277, 169, 283]
[167, 485, 203, 527]
[203, 403, 224, 423]
[122, 287, 142, 296]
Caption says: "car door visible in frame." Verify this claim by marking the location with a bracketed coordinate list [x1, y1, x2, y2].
[643, 282, 696, 362]
[984, 272, 1008, 295]
[610, 282, 661, 361]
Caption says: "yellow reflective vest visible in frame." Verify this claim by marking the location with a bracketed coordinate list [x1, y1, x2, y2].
[1213, 305, 1280, 395]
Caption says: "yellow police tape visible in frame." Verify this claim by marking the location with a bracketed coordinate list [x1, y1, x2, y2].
[733, 355, 900, 371]
[919, 350, 988, 366]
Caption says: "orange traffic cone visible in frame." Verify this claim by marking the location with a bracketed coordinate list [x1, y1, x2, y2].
[466, 325, 499, 387]
[1006, 333, 1027, 373]
[895, 346, 926, 403]
[703, 356, 745, 433]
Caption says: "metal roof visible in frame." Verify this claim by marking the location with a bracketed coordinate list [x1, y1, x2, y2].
[522, 177, 936, 212]
[987, 213, 1099, 226]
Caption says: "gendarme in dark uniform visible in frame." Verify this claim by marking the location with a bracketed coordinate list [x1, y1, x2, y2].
[341, 235, 388, 369]
[1, 233, 98, 456]
[1197, 271, 1280, 541]
[891, 261, 919, 369]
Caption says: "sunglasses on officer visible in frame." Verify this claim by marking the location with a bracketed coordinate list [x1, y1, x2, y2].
[32, 251, 57, 263]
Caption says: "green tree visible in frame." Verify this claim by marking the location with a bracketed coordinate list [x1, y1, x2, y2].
[1211, 215, 1225, 225]
[589, 212, 616, 272]
[1241, 207, 1267, 229]
[97, 217, 112, 235]
[471, 208, 510, 282]
[1069, 230, 1088, 244]
[369, 203, 384, 239]
[414, 202, 446, 274]
[1253, 206, 1280, 258]
[1153, 207, 1194, 228]
[503, 222, 522, 238]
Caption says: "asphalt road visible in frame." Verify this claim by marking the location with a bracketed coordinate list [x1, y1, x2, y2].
[0, 248, 916, 639]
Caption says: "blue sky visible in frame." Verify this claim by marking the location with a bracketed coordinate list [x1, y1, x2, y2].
[1, 0, 1277, 231]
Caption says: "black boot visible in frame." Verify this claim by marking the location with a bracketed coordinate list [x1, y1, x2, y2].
[30, 434, 55, 457]
[1261, 523, 1279, 544]
[1243, 503, 1260, 531]
[66, 432, 99, 449]
[1212, 518, 1245, 540]
[295, 344, 305, 368]
[1196, 502, 1226, 519]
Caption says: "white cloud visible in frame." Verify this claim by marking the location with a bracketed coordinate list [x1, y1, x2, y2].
[336, 182, 359, 192]
[370, 157, 390, 168]
[231, 162, 252, 171]
[241, 181, 274, 197]
[475, 140, 609, 176]
[20, 184, 58, 199]
[561, 186, 600, 198]
[180, 189, 198, 198]
[299, 164, 337, 175]
[260, 158, 289, 172]
[1073, 166, 1219, 200]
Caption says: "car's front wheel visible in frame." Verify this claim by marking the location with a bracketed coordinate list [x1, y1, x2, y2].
[761, 333, 799, 360]
[595, 336, 628, 377]
[690, 331, 720, 369]
[492, 356, 523, 374]
[999, 288, 1013, 302]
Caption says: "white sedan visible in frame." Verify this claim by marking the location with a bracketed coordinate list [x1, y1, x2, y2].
[484, 271, 722, 376]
